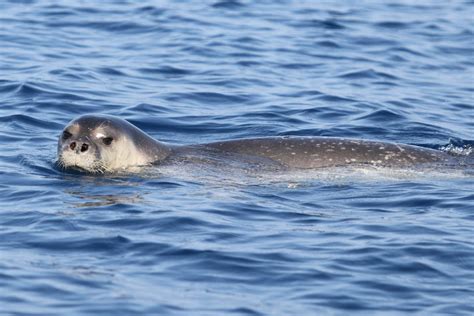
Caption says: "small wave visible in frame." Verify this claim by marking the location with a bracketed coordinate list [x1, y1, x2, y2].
[338, 69, 398, 80]
[315, 40, 341, 48]
[294, 19, 346, 30]
[0, 114, 61, 129]
[96, 67, 127, 77]
[375, 21, 410, 29]
[354, 109, 406, 123]
[163, 91, 258, 106]
[137, 66, 193, 77]
[440, 139, 473, 156]
[212, 0, 245, 9]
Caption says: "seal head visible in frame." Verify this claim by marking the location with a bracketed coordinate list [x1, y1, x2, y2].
[57, 114, 171, 173]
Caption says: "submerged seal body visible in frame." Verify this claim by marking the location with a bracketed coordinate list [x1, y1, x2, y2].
[57, 114, 456, 173]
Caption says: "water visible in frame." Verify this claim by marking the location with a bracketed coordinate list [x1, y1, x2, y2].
[1, 1, 473, 315]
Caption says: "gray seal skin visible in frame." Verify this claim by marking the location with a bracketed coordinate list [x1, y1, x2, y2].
[57, 114, 457, 173]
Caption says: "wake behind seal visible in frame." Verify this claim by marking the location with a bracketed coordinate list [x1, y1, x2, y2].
[57, 114, 460, 174]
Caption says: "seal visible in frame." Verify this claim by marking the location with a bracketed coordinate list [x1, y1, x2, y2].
[57, 114, 457, 173]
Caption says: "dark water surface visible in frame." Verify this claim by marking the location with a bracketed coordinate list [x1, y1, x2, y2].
[1, 1, 473, 315]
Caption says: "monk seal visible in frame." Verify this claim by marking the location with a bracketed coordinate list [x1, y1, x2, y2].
[57, 114, 463, 174]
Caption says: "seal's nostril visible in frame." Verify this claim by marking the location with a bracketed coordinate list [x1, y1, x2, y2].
[70, 142, 76, 150]
[81, 143, 89, 152]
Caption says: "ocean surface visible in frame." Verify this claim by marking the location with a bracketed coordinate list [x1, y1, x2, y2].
[0, 1, 473, 315]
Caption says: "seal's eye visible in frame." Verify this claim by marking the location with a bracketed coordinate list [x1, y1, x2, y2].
[62, 131, 72, 140]
[102, 137, 113, 145]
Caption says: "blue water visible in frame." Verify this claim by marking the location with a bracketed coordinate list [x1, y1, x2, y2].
[1, 1, 473, 315]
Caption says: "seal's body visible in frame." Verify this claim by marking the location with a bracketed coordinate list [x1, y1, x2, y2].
[202, 137, 451, 168]
[57, 114, 456, 173]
